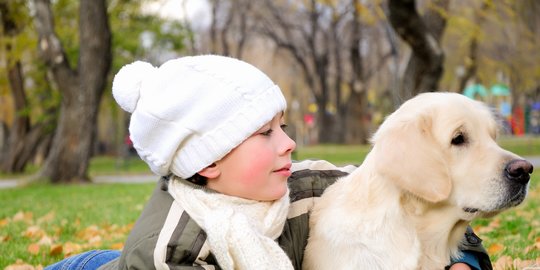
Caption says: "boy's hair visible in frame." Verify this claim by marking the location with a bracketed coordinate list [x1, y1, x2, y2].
[112, 55, 287, 179]
[187, 173, 208, 186]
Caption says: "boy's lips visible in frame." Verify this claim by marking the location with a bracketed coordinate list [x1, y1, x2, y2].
[273, 163, 292, 176]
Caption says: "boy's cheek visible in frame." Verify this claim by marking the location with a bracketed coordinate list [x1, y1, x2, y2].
[238, 154, 273, 183]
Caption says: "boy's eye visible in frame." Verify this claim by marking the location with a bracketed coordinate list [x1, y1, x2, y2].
[260, 129, 273, 136]
[280, 124, 288, 130]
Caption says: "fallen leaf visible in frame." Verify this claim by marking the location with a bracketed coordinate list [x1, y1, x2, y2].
[0, 218, 9, 227]
[63, 242, 82, 256]
[23, 225, 45, 239]
[49, 244, 63, 256]
[110, 242, 124, 250]
[12, 211, 33, 223]
[488, 243, 505, 254]
[37, 235, 54, 246]
[27, 243, 40, 255]
[0, 234, 11, 242]
[4, 259, 36, 270]
[77, 225, 100, 240]
[87, 235, 102, 246]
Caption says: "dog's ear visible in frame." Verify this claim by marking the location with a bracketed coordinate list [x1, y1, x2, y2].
[370, 112, 451, 203]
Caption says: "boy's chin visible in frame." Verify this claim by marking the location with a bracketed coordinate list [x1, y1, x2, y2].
[261, 186, 289, 202]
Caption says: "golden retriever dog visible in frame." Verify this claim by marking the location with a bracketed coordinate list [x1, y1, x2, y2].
[303, 92, 533, 270]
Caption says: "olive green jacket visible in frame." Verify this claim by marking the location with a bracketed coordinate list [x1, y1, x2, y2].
[99, 161, 492, 270]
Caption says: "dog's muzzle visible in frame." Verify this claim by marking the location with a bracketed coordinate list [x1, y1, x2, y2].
[463, 159, 534, 214]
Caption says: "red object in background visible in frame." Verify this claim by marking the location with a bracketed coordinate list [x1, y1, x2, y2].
[304, 114, 315, 127]
[512, 106, 525, 136]
[125, 135, 133, 146]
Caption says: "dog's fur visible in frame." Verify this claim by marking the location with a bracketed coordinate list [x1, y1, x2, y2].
[303, 92, 532, 270]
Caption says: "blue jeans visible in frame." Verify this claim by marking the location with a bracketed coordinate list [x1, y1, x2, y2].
[45, 250, 120, 270]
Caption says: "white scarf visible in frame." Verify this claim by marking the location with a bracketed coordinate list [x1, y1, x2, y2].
[168, 177, 294, 270]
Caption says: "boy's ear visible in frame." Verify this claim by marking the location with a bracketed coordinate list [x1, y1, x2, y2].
[197, 163, 220, 179]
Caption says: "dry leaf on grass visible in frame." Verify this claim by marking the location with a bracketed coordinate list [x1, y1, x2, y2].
[49, 244, 63, 256]
[23, 225, 46, 239]
[37, 235, 54, 246]
[12, 211, 33, 223]
[0, 234, 11, 242]
[63, 242, 83, 256]
[4, 259, 42, 270]
[27, 243, 40, 255]
[0, 218, 9, 227]
[488, 243, 505, 254]
[110, 242, 124, 250]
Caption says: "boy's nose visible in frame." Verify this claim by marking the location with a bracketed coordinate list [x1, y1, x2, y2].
[283, 133, 296, 154]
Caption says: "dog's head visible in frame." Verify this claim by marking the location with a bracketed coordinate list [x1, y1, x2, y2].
[370, 92, 532, 217]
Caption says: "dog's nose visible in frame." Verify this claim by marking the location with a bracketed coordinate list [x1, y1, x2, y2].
[505, 159, 533, 185]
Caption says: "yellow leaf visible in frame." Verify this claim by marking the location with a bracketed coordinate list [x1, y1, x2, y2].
[0, 218, 10, 227]
[37, 235, 54, 246]
[77, 225, 100, 240]
[488, 243, 505, 254]
[27, 243, 40, 255]
[110, 242, 124, 250]
[63, 242, 82, 256]
[23, 225, 45, 239]
[0, 235, 11, 243]
[12, 211, 33, 223]
[87, 235, 102, 247]
[49, 244, 63, 256]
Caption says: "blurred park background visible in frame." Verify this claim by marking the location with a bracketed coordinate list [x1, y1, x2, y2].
[1, 0, 540, 183]
[1, 0, 540, 269]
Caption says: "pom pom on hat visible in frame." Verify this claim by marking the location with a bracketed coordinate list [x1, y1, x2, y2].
[112, 55, 287, 178]
[112, 61, 157, 113]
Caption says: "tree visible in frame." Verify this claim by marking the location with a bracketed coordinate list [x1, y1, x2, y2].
[208, 0, 252, 58]
[0, 0, 56, 173]
[257, 0, 390, 143]
[388, 0, 449, 102]
[33, 0, 111, 183]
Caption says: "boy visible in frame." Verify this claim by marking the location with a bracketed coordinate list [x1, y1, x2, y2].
[46, 55, 490, 270]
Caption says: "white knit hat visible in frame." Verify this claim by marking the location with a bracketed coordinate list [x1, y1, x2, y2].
[112, 55, 287, 178]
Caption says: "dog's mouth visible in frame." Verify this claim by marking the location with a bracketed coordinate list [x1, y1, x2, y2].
[462, 185, 528, 216]
[463, 207, 479, 213]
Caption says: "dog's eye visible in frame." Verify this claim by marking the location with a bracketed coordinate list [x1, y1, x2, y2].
[451, 133, 466, 146]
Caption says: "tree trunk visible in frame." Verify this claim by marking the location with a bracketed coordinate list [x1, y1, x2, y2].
[345, 0, 368, 144]
[0, 1, 53, 173]
[388, 0, 448, 101]
[34, 0, 111, 183]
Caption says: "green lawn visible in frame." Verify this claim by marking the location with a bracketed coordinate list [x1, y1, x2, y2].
[1, 138, 540, 268]
[0, 183, 155, 268]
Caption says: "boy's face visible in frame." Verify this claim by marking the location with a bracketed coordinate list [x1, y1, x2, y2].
[205, 113, 296, 201]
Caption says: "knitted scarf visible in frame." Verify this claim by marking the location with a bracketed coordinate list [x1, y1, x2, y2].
[168, 177, 294, 270]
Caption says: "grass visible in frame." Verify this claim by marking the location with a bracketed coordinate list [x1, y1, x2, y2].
[470, 175, 540, 263]
[1, 138, 540, 268]
[0, 183, 155, 267]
